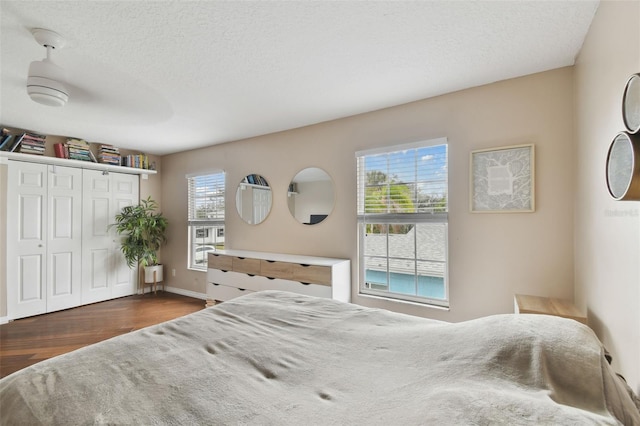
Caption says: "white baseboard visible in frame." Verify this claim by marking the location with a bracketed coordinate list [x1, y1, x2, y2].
[0, 316, 8, 325]
[163, 286, 207, 300]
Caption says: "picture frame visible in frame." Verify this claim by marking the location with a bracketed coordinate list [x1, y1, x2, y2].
[470, 144, 535, 213]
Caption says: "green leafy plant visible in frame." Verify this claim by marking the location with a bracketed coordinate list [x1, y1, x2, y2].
[111, 197, 168, 269]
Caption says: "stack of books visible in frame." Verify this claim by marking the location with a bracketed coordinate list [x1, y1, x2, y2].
[122, 153, 150, 169]
[244, 174, 269, 186]
[98, 144, 121, 165]
[17, 132, 47, 155]
[66, 138, 96, 162]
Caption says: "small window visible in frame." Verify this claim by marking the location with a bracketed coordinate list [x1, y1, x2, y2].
[356, 139, 449, 307]
[187, 172, 225, 270]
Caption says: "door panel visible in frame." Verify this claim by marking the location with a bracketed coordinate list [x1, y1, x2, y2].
[110, 173, 139, 298]
[7, 161, 47, 319]
[51, 252, 73, 296]
[82, 170, 113, 304]
[82, 170, 139, 302]
[19, 194, 43, 241]
[19, 255, 43, 301]
[47, 165, 82, 312]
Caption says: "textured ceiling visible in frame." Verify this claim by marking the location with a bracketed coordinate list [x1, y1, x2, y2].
[0, 1, 599, 155]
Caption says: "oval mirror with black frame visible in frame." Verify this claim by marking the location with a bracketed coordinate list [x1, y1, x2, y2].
[606, 132, 640, 200]
[622, 73, 640, 134]
[236, 174, 272, 225]
[287, 167, 335, 225]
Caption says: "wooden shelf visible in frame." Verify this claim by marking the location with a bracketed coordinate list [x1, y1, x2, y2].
[514, 294, 587, 324]
[0, 151, 156, 175]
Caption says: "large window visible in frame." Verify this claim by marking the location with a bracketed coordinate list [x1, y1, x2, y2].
[187, 171, 225, 270]
[357, 138, 448, 307]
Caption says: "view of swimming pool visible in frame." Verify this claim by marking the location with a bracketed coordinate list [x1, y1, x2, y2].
[365, 270, 445, 299]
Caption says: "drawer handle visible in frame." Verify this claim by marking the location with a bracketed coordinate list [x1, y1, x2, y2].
[212, 254, 219, 257]
[212, 283, 220, 286]
[238, 288, 246, 291]
[267, 277, 275, 280]
[300, 264, 311, 267]
[300, 282, 311, 286]
[237, 257, 245, 260]
[221, 270, 228, 273]
[247, 274, 255, 277]
[266, 260, 275, 263]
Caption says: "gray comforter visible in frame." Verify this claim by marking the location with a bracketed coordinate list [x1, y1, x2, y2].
[1, 290, 639, 425]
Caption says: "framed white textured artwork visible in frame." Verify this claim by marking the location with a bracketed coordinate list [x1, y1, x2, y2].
[470, 144, 535, 213]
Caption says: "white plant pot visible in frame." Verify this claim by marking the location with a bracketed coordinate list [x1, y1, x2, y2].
[144, 265, 163, 283]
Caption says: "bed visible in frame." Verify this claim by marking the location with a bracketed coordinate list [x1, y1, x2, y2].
[1, 290, 639, 425]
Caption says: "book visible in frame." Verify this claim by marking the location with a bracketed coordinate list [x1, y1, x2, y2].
[54, 143, 66, 158]
[0, 134, 14, 151]
[8, 133, 25, 152]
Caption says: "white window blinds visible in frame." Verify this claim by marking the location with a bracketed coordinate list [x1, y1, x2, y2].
[187, 172, 225, 226]
[357, 139, 448, 220]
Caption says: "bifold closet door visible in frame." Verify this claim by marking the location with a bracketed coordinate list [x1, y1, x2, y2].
[6, 161, 82, 319]
[7, 162, 48, 319]
[46, 165, 83, 312]
[81, 170, 139, 304]
[110, 173, 140, 298]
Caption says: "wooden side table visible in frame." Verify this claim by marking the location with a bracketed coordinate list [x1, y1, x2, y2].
[514, 294, 587, 325]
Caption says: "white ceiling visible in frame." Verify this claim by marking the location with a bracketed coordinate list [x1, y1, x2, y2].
[0, 1, 599, 156]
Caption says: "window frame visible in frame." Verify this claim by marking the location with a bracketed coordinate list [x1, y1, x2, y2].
[187, 170, 225, 270]
[356, 138, 449, 308]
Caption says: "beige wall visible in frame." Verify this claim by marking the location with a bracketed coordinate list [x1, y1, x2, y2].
[161, 67, 575, 323]
[574, 0, 640, 392]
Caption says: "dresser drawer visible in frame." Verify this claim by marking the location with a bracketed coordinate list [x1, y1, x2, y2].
[207, 283, 253, 302]
[232, 256, 261, 275]
[260, 260, 293, 280]
[208, 253, 233, 271]
[292, 264, 331, 286]
[266, 278, 332, 298]
[208, 269, 261, 292]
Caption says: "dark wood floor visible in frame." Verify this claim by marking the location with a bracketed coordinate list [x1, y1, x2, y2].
[0, 292, 205, 378]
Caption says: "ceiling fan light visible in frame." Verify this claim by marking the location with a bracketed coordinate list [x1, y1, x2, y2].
[27, 60, 69, 107]
[27, 76, 69, 107]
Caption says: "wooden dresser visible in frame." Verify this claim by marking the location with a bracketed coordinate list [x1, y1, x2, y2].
[207, 250, 350, 302]
[514, 294, 587, 325]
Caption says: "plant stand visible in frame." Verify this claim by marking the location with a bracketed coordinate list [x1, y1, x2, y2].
[144, 265, 164, 295]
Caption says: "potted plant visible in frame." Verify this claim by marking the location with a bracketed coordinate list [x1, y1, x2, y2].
[111, 196, 168, 292]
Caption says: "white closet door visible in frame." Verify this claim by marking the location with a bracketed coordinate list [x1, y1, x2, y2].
[7, 161, 48, 319]
[46, 165, 83, 312]
[81, 170, 113, 304]
[110, 173, 139, 298]
[81, 170, 139, 303]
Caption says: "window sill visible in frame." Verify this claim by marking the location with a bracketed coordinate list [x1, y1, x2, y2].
[357, 292, 450, 312]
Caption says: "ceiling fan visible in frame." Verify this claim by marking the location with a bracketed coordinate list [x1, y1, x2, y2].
[26, 28, 69, 107]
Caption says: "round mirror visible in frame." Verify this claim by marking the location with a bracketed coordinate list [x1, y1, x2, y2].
[622, 73, 640, 134]
[606, 132, 640, 200]
[236, 174, 272, 224]
[287, 168, 334, 225]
